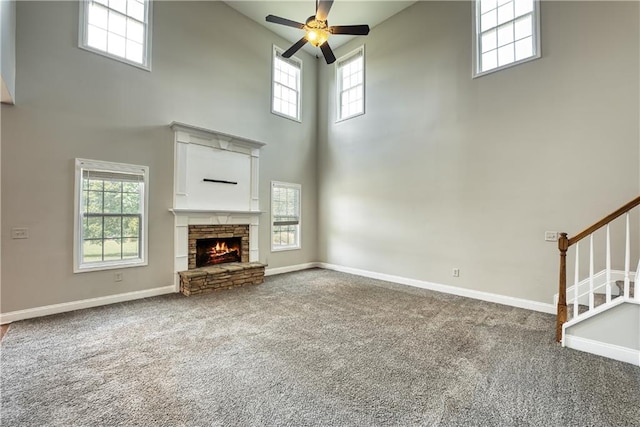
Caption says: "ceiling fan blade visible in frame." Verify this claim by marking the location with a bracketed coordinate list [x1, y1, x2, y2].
[315, 0, 334, 21]
[329, 25, 370, 36]
[266, 14, 305, 29]
[320, 41, 336, 64]
[282, 37, 309, 58]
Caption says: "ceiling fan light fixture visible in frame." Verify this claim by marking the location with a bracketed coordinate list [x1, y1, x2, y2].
[305, 28, 329, 47]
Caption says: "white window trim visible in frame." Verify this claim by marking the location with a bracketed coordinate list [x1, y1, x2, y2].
[472, 0, 541, 78]
[271, 45, 303, 123]
[336, 45, 366, 123]
[78, 0, 153, 71]
[271, 181, 302, 252]
[74, 158, 149, 273]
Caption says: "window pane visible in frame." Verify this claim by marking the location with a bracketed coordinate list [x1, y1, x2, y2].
[109, 0, 127, 15]
[497, 44, 515, 66]
[104, 180, 121, 192]
[481, 50, 498, 71]
[497, 22, 514, 46]
[104, 217, 122, 238]
[83, 239, 103, 263]
[108, 10, 127, 36]
[122, 182, 140, 193]
[122, 238, 140, 259]
[480, 10, 497, 32]
[497, 2, 514, 25]
[88, 3, 108, 29]
[514, 0, 534, 17]
[88, 179, 103, 191]
[123, 191, 141, 213]
[87, 25, 108, 51]
[104, 191, 122, 213]
[127, 19, 144, 43]
[84, 216, 103, 239]
[107, 32, 126, 58]
[515, 36, 533, 60]
[481, 30, 497, 52]
[87, 190, 103, 213]
[127, 0, 145, 21]
[514, 14, 532, 40]
[480, 0, 497, 14]
[103, 239, 122, 261]
[123, 216, 140, 238]
[126, 40, 143, 63]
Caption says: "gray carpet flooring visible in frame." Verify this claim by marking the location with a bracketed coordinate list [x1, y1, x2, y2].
[1, 268, 639, 426]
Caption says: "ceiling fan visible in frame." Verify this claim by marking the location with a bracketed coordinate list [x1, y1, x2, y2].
[266, 0, 370, 64]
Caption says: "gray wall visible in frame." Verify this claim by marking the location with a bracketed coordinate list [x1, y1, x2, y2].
[0, 1, 318, 313]
[1, 0, 16, 103]
[317, 1, 640, 304]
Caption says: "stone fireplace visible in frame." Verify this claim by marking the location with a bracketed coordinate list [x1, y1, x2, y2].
[190, 225, 248, 268]
[170, 122, 266, 296]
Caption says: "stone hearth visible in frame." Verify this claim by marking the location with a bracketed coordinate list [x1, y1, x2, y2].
[179, 262, 266, 296]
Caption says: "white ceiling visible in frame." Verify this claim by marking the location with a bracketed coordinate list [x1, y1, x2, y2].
[224, 1, 417, 55]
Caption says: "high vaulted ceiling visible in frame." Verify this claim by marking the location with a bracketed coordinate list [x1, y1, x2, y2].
[224, 1, 417, 54]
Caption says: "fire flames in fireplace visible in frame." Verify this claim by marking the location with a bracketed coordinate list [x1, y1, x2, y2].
[196, 238, 241, 267]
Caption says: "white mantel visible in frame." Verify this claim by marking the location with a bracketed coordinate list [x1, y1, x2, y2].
[170, 123, 266, 289]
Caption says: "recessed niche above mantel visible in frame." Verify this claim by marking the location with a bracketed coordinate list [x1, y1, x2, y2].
[170, 122, 266, 213]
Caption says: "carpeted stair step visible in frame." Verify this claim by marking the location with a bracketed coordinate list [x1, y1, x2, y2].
[615, 280, 635, 298]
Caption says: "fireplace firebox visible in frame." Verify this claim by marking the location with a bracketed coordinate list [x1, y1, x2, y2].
[196, 237, 241, 267]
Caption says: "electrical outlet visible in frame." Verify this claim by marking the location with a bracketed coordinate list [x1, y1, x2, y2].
[545, 231, 558, 242]
[114, 272, 123, 282]
[453, 268, 460, 278]
[11, 228, 29, 239]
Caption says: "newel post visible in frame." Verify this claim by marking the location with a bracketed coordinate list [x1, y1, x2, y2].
[556, 232, 569, 342]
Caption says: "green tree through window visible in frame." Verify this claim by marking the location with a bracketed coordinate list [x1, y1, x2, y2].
[75, 159, 148, 272]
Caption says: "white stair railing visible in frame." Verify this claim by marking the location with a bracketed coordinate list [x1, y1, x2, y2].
[556, 196, 640, 342]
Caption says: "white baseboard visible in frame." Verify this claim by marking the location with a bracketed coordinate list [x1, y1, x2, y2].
[265, 262, 321, 277]
[317, 262, 556, 314]
[1, 262, 556, 324]
[564, 335, 640, 366]
[0, 285, 176, 325]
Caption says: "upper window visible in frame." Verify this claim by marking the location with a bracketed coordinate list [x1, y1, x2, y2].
[271, 181, 301, 251]
[272, 46, 302, 121]
[473, 0, 540, 77]
[337, 46, 365, 121]
[74, 159, 149, 272]
[79, 0, 152, 70]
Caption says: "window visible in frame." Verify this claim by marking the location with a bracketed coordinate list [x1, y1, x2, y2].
[474, 0, 540, 76]
[337, 46, 365, 121]
[272, 46, 302, 121]
[79, 0, 152, 70]
[74, 159, 149, 272]
[271, 181, 301, 251]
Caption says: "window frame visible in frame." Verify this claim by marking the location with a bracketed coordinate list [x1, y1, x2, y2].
[78, 0, 153, 71]
[472, 0, 541, 78]
[271, 45, 303, 122]
[271, 181, 302, 252]
[336, 45, 366, 122]
[74, 158, 149, 273]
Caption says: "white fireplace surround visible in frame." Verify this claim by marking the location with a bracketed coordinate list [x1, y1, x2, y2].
[169, 122, 266, 289]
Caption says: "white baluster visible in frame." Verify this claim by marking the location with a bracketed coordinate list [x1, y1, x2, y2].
[589, 234, 594, 310]
[574, 242, 580, 318]
[623, 213, 630, 298]
[606, 224, 611, 303]
[633, 259, 640, 301]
